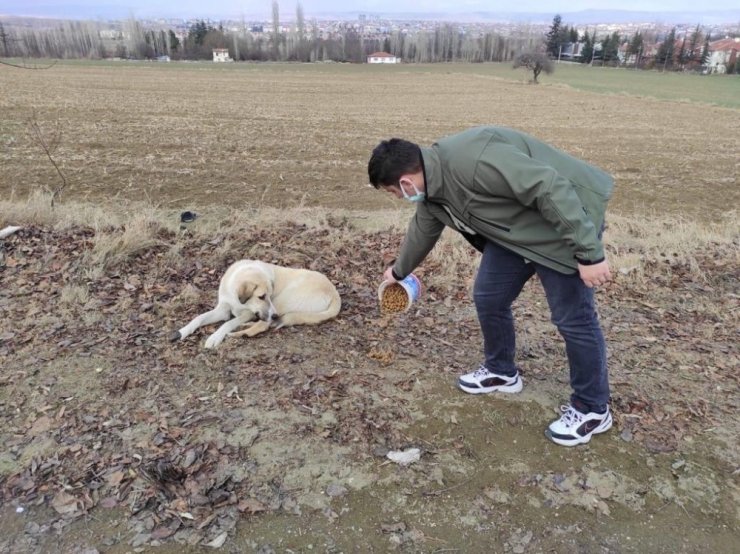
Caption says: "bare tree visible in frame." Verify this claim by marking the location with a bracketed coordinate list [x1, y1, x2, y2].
[295, 2, 307, 61]
[513, 51, 554, 83]
[27, 113, 69, 207]
[0, 22, 9, 56]
[271, 0, 280, 60]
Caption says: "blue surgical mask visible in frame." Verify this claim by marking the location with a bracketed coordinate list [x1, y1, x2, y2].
[401, 181, 425, 203]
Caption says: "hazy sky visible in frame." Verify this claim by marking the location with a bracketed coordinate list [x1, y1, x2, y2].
[5, 0, 740, 19]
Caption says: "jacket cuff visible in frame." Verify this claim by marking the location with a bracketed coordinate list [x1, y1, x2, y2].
[575, 256, 605, 266]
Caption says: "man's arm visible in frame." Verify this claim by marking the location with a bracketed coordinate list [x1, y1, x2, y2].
[390, 203, 445, 280]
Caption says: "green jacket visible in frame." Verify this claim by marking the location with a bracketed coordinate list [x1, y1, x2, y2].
[393, 126, 614, 277]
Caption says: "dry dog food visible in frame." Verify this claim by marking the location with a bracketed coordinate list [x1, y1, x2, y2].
[380, 283, 409, 313]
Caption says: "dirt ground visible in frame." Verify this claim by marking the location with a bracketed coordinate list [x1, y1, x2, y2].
[1, 62, 738, 222]
[0, 62, 739, 553]
[0, 210, 738, 553]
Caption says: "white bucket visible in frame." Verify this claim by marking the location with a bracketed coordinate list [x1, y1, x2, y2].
[377, 273, 422, 312]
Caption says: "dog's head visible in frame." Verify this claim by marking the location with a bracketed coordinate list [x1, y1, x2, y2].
[236, 271, 276, 322]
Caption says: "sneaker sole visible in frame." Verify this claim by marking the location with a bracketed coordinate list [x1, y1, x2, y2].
[545, 413, 613, 447]
[457, 376, 523, 395]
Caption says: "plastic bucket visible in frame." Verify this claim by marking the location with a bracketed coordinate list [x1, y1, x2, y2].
[377, 273, 422, 313]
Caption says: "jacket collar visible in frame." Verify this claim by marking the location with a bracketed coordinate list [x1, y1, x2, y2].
[420, 147, 443, 201]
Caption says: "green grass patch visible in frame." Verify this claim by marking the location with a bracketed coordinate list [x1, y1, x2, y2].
[446, 62, 740, 108]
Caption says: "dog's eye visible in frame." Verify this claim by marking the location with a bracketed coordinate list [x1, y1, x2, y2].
[258, 294, 266, 300]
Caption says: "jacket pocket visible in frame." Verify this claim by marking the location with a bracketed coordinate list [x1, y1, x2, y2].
[469, 213, 511, 233]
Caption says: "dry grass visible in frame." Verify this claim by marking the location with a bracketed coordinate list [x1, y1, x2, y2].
[2, 195, 737, 294]
[58, 283, 89, 306]
[606, 211, 739, 282]
[86, 209, 165, 270]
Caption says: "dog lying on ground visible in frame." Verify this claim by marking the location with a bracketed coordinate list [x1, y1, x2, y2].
[170, 260, 341, 348]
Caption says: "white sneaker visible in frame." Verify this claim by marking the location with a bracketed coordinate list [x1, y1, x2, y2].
[457, 365, 523, 395]
[546, 405, 612, 446]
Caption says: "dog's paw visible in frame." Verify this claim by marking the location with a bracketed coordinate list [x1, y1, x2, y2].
[168, 330, 182, 343]
[204, 334, 224, 349]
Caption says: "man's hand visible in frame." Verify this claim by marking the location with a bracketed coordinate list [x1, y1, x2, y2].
[383, 266, 398, 283]
[578, 260, 611, 288]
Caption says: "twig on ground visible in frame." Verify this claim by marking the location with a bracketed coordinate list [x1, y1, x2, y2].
[0, 59, 57, 70]
[421, 476, 474, 497]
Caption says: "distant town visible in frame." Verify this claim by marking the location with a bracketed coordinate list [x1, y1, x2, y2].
[1, 10, 738, 73]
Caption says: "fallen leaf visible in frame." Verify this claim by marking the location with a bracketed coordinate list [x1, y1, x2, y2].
[107, 471, 125, 486]
[51, 491, 80, 516]
[237, 498, 266, 514]
[29, 416, 53, 436]
[99, 497, 118, 509]
[204, 532, 228, 548]
[151, 526, 177, 540]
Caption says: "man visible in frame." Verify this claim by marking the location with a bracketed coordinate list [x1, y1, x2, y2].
[368, 126, 614, 447]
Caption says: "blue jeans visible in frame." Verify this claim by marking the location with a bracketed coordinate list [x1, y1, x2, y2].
[473, 241, 609, 412]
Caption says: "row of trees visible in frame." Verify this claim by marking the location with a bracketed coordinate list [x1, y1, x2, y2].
[1, 6, 736, 73]
[0, 0, 549, 65]
[0, 15, 543, 64]
[0, 19, 107, 59]
[544, 14, 729, 72]
[653, 25, 713, 70]
[545, 15, 578, 58]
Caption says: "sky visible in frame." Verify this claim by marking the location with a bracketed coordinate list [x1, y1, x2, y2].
[3, 0, 740, 20]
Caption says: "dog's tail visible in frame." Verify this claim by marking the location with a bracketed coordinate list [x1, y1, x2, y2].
[274, 288, 341, 328]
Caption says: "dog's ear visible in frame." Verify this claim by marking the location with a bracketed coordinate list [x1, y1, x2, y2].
[237, 281, 256, 304]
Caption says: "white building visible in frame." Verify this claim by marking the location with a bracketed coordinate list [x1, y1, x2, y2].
[706, 37, 739, 74]
[367, 52, 399, 64]
[212, 49, 231, 63]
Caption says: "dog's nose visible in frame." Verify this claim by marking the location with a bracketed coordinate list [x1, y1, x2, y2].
[271, 313, 279, 320]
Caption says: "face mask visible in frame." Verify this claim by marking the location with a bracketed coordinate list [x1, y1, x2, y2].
[400, 180, 425, 203]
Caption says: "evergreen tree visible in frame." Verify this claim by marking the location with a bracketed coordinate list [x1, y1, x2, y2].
[601, 32, 619, 65]
[169, 30, 179, 52]
[700, 33, 711, 66]
[677, 36, 687, 67]
[570, 27, 579, 42]
[546, 14, 562, 57]
[188, 20, 210, 46]
[656, 28, 676, 69]
[556, 23, 571, 55]
[627, 32, 644, 66]
[688, 24, 702, 65]
[580, 30, 593, 64]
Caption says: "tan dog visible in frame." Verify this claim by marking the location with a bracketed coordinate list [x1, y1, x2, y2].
[171, 260, 341, 348]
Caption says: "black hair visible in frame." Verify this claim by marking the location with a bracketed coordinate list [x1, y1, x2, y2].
[367, 138, 422, 188]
